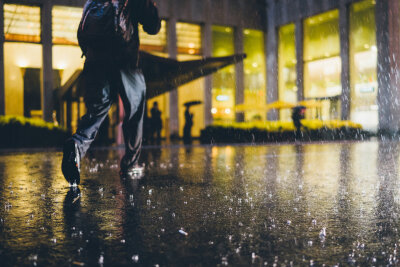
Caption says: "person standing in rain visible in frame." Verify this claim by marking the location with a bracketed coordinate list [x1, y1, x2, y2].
[62, 0, 161, 185]
[150, 101, 162, 144]
[183, 106, 194, 144]
[292, 106, 306, 139]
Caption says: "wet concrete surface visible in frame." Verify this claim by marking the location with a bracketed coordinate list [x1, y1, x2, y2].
[0, 140, 400, 266]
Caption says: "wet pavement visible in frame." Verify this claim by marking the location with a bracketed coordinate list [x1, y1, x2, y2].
[1, 140, 400, 266]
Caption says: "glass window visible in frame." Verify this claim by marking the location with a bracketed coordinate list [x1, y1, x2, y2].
[52, 6, 85, 128]
[350, 0, 377, 132]
[4, 4, 41, 43]
[139, 20, 168, 137]
[4, 4, 43, 117]
[139, 20, 167, 55]
[243, 29, 267, 122]
[4, 43, 43, 117]
[278, 24, 297, 121]
[176, 22, 202, 55]
[304, 10, 341, 120]
[52, 6, 82, 45]
[176, 22, 204, 137]
[212, 26, 235, 122]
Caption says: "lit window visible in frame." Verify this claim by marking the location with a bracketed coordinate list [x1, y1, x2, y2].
[52, 6, 83, 45]
[177, 23, 202, 55]
[4, 4, 41, 43]
[139, 20, 167, 53]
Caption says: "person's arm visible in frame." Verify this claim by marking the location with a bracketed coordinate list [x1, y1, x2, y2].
[135, 0, 161, 35]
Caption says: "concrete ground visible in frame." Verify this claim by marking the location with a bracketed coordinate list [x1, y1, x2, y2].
[0, 140, 399, 266]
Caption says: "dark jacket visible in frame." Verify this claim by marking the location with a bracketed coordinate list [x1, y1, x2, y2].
[85, 0, 161, 68]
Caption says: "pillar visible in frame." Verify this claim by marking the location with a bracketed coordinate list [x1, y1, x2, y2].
[234, 26, 244, 122]
[203, 22, 213, 126]
[167, 17, 179, 138]
[0, 3, 5, 115]
[376, 0, 400, 134]
[266, 0, 278, 120]
[295, 19, 304, 102]
[339, 2, 350, 120]
[41, 1, 53, 122]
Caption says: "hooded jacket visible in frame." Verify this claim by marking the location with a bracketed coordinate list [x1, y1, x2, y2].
[84, 0, 161, 68]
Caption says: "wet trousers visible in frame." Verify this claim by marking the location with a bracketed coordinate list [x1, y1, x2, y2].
[72, 62, 146, 168]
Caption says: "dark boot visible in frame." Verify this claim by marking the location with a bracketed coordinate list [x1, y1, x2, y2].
[61, 139, 81, 185]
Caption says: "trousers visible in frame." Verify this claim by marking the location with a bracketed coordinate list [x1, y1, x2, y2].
[72, 61, 146, 168]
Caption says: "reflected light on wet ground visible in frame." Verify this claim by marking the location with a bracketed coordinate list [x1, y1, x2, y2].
[0, 141, 399, 265]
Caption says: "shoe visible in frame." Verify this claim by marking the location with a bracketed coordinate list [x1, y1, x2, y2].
[62, 140, 81, 186]
[120, 164, 144, 179]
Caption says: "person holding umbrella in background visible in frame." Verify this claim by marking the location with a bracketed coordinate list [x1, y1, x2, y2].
[292, 105, 306, 140]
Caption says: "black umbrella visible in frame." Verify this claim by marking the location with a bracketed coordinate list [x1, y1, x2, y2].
[59, 51, 246, 101]
[183, 100, 202, 107]
[293, 105, 306, 111]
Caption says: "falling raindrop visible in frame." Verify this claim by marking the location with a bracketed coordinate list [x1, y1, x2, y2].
[132, 255, 139, 263]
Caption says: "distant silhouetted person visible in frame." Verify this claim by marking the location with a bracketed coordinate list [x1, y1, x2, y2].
[292, 106, 306, 139]
[183, 107, 194, 144]
[150, 101, 162, 144]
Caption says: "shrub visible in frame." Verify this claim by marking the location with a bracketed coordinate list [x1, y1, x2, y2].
[0, 116, 68, 148]
[200, 120, 370, 144]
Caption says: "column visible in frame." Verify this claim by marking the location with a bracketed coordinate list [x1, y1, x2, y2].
[295, 20, 304, 102]
[0, 3, 4, 115]
[234, 26, 244, 122]
[168, 17, 179, 138]
[339, 2, 350, 120]
[376, 0, 400, 133]
[202, 22, 213, 126]
[41, 1, 53, 122]
[266, 0, 278, 120]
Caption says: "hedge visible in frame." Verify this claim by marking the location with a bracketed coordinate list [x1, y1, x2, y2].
[200, 120, 371, 144]
[0, 116, 69, 148]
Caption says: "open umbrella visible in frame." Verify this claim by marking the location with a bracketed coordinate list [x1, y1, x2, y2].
[292, 105, 306, 111]
[141, 52, 246, 98]
[184, 100, 202, 107]
[58, 51, 246, 101]
[266, 100, 296, 110]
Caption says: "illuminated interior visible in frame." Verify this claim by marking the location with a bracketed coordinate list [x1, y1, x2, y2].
[4, 4, 41, 43]
[278, 24, 297, 121]
[52, 6, 82, 45]
[141, 20, 169, 138]
[51, 6, 84, 130]
[4, 42, 43, 117]
[349, 0, 377, 132]
[243, 29, 267, 122]
[4, 4, 43, 117]
[139, 20, 167, 55]
[177, 23, 204, 137]
[304, 10, 341, 120]
[212, 26, 235, 122]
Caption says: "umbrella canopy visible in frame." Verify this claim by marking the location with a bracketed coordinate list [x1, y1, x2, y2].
[59, 51, 246, 101]
[266, 100, 296, 110]
[141, 52, 246, 99]
[184, 100, 202, 107]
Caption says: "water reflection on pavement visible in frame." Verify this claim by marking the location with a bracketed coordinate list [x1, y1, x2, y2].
[0, 141, 400, 265]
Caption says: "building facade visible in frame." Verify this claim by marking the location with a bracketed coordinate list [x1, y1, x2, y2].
[1, 0, 400, 140]
[268, 0, 400, 133]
